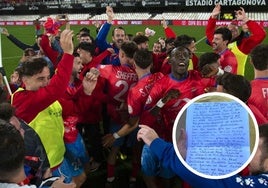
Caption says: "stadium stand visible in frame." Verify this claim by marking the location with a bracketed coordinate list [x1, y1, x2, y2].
[1, 12, 268, 22]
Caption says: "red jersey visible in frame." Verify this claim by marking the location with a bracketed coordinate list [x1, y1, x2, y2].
[248, 78, 268, 123]
[219, 48, 238, 74]
[99, 64, 138, 124]
[12, 54, 73, 123]
[206, 17, 266, 55]
[79, 50, 111, 80]
[144, 71, 205, 141]
[127, 72, 164, 124]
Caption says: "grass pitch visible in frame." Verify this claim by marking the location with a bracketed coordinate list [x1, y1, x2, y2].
[1, 24, 267, 80]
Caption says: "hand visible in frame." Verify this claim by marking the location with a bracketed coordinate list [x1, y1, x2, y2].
[235, 7, 249, 23]
[102, 133, 116, 148]
[211, 3, 221, 18]
[60, 29, 74, 55]
[1, 28, 9, 36]
[82, 68, 100, 95]
[201, 64, 219, 77]
[106, 6, 114, 23]
[137, 125, 159, 146]
[0, 72, 3, 87]
[107, 48, 115, 54]
[162, 89, 180, 103]
[10, 71, 21, 85]
[51, 176, 76, 188]
[161, 17, 168, 29]
[177, 129, 187, 160]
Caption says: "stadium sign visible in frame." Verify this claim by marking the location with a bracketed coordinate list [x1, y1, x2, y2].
[81, 3, 96, 8]
[185, 0, 267, 6]
[141, 0, 163, 6]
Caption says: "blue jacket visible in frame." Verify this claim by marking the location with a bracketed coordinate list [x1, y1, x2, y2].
[96, 22, 120, 66]
[150, 138, 268, 188]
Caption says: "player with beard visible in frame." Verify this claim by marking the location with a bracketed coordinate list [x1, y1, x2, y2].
[206, 4, 266, 76]
[207, 27, 238, 74]
[96, 6, 126, 66]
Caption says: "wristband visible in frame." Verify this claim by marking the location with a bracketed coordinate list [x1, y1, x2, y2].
[113, 132, 120, 139]
[156, 99, 165, 108]
[216, 68, 224, 76]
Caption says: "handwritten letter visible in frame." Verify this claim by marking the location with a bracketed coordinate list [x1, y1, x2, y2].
[185, 101, 250, 176]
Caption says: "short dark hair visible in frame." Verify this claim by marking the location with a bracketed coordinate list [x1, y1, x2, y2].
[77, 42, 96, 56]
[133, 35, 149, 45]
[120, 41, 138, 59]
[217, 73, 251, 102]
[198, 52, 220, 71]
[174, 34, 196, 48]
[0, 102, 15, 121]
[134, 49, 153, 69]
[250, 44, 268, 71]
[214, 27, 232, 43]
[0, 119, 24, 181]
[79, 27, 90, 34]
[112, 27, 125, 36]
[20, 57, 48, 77]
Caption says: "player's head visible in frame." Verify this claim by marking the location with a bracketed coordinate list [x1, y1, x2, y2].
[198, 52, 220, 72]
[249, 44, 268, 71]
[112, 26, 126, 49]
[212, 27, 232, 52]
[133, 35, 149, 50]
[133, 49, 153, 69]
[169, 46, 191, 76]
[0, 119, 25, 182]
[227, 21, 240, 41]
[216, 73, 251, 103]
[119, 41, 138, 65]
[20, 57, 50, 91]
[76, 42, 96, 64]
[0, 102, 24, 137]
[174, 34, 196, 56]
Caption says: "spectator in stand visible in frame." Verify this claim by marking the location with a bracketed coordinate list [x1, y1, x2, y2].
[96, 6, 126, 66]
[206, 4, 266, 75]
[137, 123, 268, 188]
[0, 119, 76, 188]
[11, 29, 76, 184]
[247, 44, 268, 124]
[98, 41, 138, 187]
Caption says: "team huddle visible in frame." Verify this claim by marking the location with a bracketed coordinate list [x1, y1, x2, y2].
[0, 4, 267, 188]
